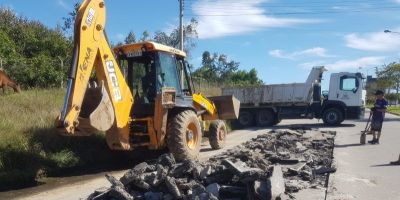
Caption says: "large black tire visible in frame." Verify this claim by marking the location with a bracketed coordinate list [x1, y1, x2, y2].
[322, 108, 343, 126]
[238, 110, 254, 127]
[256, 109, 276, 127]
[167, 110, 202, 161]
[209, 120, 227, 150]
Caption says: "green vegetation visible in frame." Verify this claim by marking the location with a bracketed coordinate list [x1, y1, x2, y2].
[0, 89, 126, 190]
[192, 51, 263, 87]
[0, 8, 72, 88]
[368, 62, 400, 104]
[387, 106, 400, 116]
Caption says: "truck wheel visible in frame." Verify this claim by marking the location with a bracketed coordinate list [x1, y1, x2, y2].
[322, 108, 343, 126]
[209, 120, 227, 150]
[256, 109, 276, 127]
[238, 110, 254, 127]
[167, 110, 202, 161]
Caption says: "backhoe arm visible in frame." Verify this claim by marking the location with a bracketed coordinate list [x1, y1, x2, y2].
[57, 0, 133, 149]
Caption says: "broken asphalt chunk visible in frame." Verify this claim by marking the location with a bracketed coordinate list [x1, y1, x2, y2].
[312, 166, 336, 175]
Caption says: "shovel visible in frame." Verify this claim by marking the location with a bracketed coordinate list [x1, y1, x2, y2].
[360, 112, 372, 144]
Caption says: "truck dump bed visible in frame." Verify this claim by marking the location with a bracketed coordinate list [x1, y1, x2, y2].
[222, 67, 325, 106]
[223, 83, 311, 105]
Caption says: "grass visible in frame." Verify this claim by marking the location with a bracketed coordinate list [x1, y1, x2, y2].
[387, 106, 400, 116]
[0, 89, 130, 190]
[367, 104, 400, 116]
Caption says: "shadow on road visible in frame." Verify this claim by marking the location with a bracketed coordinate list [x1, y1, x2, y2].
[272, 123, 356, 129]
[370, 163, 400, 167]
[200, 147, 214, 153]
[357, 117, 400, 122]
[335, 143, 364, 148]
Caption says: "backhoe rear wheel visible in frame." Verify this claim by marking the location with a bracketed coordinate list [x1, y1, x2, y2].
[167, 110, 202, 161]
[209, 120, 227, 150]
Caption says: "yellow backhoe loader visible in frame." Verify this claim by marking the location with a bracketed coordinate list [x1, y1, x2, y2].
[56, 0, 240, 161]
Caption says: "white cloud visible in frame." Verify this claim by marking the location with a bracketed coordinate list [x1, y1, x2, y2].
[192, 0, 319, 39]
[345, 30, 400, 52]
[299, 56, 385, 71]
[269, 47, 332, 60]
[58, 0, 70, 11]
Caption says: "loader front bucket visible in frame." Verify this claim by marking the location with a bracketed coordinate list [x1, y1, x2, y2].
[77, 83, 115, 135]
[208, 95, 240, 120]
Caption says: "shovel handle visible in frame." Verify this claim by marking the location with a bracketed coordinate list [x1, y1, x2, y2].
[364, 112, 372, 133]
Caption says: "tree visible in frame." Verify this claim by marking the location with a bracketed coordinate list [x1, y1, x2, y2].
[153, 18, 198, 56]
[61, 3, 80, 34]
[376, 62, 400, 104]
[140, 31, 150, 42]
[124, 31, 136, 44]
[0, 7, 72, 88]
[192, 51, 262, 86]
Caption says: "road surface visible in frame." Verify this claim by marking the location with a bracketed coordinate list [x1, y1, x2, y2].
[327, 112, 400, 200]
[1, 113, 399, 200]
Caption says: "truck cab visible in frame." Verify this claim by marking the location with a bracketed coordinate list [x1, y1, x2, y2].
[319, 72, 366, 125]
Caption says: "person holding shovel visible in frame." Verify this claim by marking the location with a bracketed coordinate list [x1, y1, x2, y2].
[368, 90, 388, 144]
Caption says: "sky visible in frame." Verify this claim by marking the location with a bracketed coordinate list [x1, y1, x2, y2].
[1, 0, 400, 89]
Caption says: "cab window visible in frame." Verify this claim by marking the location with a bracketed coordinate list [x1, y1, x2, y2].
[340, 76, 358, 91]
[158, 52, 181, 94]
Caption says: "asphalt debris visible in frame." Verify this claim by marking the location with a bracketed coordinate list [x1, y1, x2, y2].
[87, 128, 335, 200]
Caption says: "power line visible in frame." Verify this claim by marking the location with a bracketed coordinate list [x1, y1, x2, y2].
[185, 6, 400, 16]
[184, 0, 399, 14]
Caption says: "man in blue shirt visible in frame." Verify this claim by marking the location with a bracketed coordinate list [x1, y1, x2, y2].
[368, 90, 388, 144]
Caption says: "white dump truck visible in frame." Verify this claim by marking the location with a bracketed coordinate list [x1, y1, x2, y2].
[222, 66, 366, 126]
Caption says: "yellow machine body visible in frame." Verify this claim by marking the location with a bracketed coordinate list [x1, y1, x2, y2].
[56, 0, 239, 156]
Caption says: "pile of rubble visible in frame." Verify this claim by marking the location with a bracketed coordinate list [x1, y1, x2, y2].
[87, 128, 336, 200]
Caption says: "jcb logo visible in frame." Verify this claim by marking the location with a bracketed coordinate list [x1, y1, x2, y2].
[106, 60, 122, 102]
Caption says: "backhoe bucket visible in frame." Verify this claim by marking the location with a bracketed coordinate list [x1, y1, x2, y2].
[208, 95, 240, 120]
[77, 82, 115, 135]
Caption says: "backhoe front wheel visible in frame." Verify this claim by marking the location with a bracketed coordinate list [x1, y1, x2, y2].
[167, 110, 202, 161]
[209, 120, 227, 150]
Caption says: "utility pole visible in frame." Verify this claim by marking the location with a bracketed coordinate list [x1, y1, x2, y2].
[179, 0, 185, 87]
[179, 0, 184, 51]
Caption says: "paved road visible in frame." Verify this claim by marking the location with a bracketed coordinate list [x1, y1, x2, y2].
[2, 113, 399, 200]
[327, 112, 400, 200]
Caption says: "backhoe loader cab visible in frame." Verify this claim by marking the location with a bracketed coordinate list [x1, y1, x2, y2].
[114, 42, 194, 118]
[56, 0, 240, 161]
